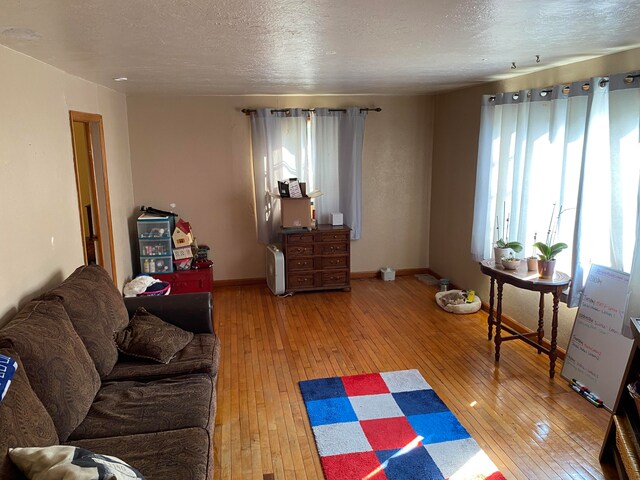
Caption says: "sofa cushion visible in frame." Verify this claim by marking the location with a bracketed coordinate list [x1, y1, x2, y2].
[42, 264, 129, 378]
[65, 428, 211, 480]
[69, 373, 215, 440]
[9, 445, 143, 480]
[0, 348, 59, 480]
[105, 333, 220, 382]
[0, 299, 101, 442]
[114, 307, 194, 364]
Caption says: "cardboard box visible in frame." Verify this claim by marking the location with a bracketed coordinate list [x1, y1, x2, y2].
[281, 197, 311, 228]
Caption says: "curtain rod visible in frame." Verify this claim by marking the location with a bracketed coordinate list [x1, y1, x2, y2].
[489, 73, 640, 102]
[241, 107, 381, 115]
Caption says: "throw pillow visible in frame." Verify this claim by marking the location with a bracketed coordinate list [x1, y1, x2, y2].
[9, 445, 143, 480]
[114, 308, 194, 364]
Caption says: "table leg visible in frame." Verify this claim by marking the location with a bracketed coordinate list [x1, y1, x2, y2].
[549, 290, 560, 378]
[488, 277, 495, 340]
[537, 292, 545, 354]
[495, 281, 503, 362]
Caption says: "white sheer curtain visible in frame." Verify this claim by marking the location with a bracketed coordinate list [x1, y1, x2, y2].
[471, 72, 640, 306]
[250, 107, 367, 244]
[250, 109, 310, 244]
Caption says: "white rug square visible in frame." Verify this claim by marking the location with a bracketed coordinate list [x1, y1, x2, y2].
[311, 421, 372, 457]
[349, 393, 404, 420]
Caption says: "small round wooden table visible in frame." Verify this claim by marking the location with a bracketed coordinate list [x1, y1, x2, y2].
[479, 259, 571, 378]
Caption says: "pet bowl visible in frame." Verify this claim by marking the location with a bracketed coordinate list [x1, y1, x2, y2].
[501, 258, 521, 270]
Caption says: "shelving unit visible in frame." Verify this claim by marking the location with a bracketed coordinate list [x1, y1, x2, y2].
[600, 319, 640, 479]
[136, 214, 175, 274]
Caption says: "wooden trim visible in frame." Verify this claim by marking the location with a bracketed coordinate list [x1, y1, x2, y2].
[84, 120, 104, 266]
[351, 267, 431, 279]
[69, 114, 88, 265]
[69, 111, 118, 287]
[95, 117, 118, 285]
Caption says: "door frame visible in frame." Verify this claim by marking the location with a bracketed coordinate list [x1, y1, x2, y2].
[69, 111, 118, 286]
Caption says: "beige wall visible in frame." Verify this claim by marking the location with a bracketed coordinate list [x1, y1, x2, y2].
[430, 47, 640, 349]
[127, 95, 433, 280]
[0, 45, 135, 326]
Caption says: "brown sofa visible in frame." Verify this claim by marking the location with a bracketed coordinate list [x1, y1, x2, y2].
[0, 264, 220, 479]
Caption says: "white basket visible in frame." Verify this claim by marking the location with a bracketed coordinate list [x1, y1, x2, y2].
[381, 267, 396, 281]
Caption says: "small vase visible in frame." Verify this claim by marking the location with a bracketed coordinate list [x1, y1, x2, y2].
[527, 257, 538, 272]
[494, 247, 511, 265]
[538, 259, 556, 279]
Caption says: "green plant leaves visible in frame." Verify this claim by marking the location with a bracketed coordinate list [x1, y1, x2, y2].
[533, 241, 568, 260]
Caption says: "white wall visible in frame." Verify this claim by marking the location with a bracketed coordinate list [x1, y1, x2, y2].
[127, 95, 433, 280]
[0, 45, 135, 325]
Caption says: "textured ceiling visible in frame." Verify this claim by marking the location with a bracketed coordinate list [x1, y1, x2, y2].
[1, 0, 639, 95]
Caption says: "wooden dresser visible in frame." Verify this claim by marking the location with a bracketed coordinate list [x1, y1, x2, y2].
[282, 224, 351, 293]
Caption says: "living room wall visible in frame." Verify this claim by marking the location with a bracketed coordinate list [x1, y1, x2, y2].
[430, 47, 640, 350]
[127, 95, 434, 281]
[0, 45, 135, 326]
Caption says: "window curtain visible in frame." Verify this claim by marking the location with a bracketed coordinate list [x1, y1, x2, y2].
[250, 107, 367, 244]
[471, 72, 640, 307]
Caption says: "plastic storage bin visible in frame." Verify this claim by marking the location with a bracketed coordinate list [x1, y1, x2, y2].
[137, 214, 174, 273]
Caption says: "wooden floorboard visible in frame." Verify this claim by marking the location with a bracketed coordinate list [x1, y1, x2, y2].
[213, 276, 618, 480]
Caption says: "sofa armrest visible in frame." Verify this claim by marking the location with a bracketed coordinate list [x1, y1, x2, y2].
[123, 292, 214, 334]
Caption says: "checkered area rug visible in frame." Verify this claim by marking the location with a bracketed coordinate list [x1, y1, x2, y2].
[299, 369, 506, 480]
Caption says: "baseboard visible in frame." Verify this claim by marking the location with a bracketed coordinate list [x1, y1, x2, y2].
[217, 267, 432, 285]
[351, 267, 431, 279]
[215, 277, 266, 287]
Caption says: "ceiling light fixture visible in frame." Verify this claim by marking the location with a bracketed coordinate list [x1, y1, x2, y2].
[113, 77, 128, 82]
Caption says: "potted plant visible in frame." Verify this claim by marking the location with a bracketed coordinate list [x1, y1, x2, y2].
[533, 204, 568, 279]
[494, 205, 523, 264]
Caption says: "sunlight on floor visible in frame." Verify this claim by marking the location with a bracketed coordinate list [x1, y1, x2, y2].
[449, 450, 500, 480]
[362, 436, 424, 479]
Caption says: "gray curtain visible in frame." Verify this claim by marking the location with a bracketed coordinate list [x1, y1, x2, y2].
[250, 107, 367, 243]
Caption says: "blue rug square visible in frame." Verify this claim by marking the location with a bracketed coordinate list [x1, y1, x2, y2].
[299, 377, 347, 401]
[408, 411, 470, 445]
[393, 389, 449, 416]
[376, 447, 444, 480]
[305, 397, 358, 426]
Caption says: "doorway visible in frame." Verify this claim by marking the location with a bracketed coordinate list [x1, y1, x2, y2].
[69, 111, 117, 284]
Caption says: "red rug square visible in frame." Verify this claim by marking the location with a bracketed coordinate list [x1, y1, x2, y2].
[360, 416, 422, 451]
[321, 451, 388, 480]
[342, 373, 390, 396]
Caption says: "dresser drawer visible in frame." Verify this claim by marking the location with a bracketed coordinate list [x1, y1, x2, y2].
[321, 243, 348, 254]
[321, 271, 348, 286]
[321, 232, 350, 243]
[287, 233, 314, 244]
[287, 272, 316, 289]
[288, 257, 314, 271]
[286, 245, 314, 257]
[321, 256, 348, 269]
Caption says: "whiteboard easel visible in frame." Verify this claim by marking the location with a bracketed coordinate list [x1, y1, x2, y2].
[561, 265, 634, 410]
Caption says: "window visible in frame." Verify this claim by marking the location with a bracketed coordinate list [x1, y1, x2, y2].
[472, 73, 640, 306]
[249, 108, 367, 243]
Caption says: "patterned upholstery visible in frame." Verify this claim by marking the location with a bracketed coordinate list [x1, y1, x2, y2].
[42, 264, 130, 378]
[0, 348, 59, 480]
[69, 373, 216, 440]
[0, 299, 101, 441]
[65, 427, 212, 480]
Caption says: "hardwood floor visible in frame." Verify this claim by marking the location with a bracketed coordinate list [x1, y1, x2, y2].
[212, 276, 618, 479]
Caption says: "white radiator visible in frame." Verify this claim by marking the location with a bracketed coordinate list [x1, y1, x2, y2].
[266, 244, 285, 295]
